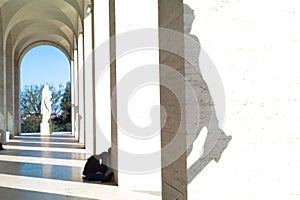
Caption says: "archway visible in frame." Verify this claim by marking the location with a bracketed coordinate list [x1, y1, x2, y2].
[19, 44, 71, 135]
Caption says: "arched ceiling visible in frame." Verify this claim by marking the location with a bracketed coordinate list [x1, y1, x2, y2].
[0, 0, 91, 60]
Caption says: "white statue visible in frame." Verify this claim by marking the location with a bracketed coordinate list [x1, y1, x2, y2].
[40, 85, 52, 134]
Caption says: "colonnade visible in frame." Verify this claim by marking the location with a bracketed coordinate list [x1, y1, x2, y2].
[0, 1, 192, 199]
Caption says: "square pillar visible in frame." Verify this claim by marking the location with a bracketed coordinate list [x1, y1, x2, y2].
[158, 0, 188, 199]
[0, 15, 5, 142]
[71, 60, 75, 136]
[94, 0, 111, 154]
[109, 0, 118, 185]
[115, 0, 161, 192]
[78, 34, 85, 145]
[73, 50, 79, 140]
[84, 9, 96, 154]
[6, 36, 14, 138]
[13, 56, 20, 136]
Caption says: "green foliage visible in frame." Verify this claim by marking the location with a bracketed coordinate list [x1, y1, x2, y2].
[20, 85, 42, 116]
[60, 81, 72, 123]
[20, 83, 71, 133]
[49, 84, 64, 114]
[52, 82, 72, 132]
[20, 85, 42, 133]
[21, 114, 42, 133]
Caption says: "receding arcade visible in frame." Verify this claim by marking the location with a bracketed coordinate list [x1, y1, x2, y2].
[0, 1, 194, 199]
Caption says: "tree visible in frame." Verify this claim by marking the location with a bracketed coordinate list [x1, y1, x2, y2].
[60, 81, 71, 123]
[52, 81, 72, 132]
[20, 85, 41, 116]
[49, 84, 64, 114]
[20, 85, 42, 133]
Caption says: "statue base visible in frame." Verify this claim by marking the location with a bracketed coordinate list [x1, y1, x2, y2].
[40, 122, 52, 135]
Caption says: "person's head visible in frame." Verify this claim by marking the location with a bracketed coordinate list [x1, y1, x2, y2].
[184, 4, 195, 34]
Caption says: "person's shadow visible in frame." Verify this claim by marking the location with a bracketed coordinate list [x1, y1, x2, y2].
[184, 4, 232, 183]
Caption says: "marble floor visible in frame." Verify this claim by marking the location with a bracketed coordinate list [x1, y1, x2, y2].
[0, 133, 161, 200]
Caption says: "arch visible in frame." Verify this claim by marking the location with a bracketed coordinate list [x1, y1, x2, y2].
[18, 41, 72, 67]
[18, 43, 72, 134]
[9, 18, 77, 44]
[3, 0, 83, 44]
[1, 0, 83, 28]
[0, 0, 9, 8]
[13, 22, 73, 52]
[15, 34, 72, 64]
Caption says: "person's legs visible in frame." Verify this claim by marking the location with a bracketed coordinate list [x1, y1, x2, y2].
[83, 171, 113, 182]
[103, 172, 114, 182]
[83, 172, 105, 181]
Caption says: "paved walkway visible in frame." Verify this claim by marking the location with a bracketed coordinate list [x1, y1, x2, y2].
[0, 133, 161, 200]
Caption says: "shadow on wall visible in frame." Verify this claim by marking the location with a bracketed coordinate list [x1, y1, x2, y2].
[184, 3, 232, 183]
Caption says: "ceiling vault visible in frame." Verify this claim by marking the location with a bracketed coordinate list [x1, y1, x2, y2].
[0, 0, 91, 60]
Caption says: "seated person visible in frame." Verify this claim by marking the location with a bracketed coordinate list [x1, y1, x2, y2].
[82, 148, 113, 182]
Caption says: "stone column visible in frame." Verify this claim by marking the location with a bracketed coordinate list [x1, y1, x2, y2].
[93, 0, 111, 154]
[93, 0, 118, 184]
[83, 7, 96, 154]
[78, 34, 85, 145]
[13, 56, 20, 136]
[73, 50, 79, 140]
[6, 35, 14, 138]
[109, 0, 118, 185]
[0, 12, 5, 142]
[158, 0, 188, 199]
[71, 60, 75, 136]
[115, 0, 161, 191]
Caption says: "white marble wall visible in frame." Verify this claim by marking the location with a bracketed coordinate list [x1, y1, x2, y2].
[184, 0, 300, 199]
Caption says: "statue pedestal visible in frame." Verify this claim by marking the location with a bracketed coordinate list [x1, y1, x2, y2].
[40, 122, 52, 135]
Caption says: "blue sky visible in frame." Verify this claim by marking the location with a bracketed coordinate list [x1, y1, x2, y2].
[20, 45, 70, 90]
